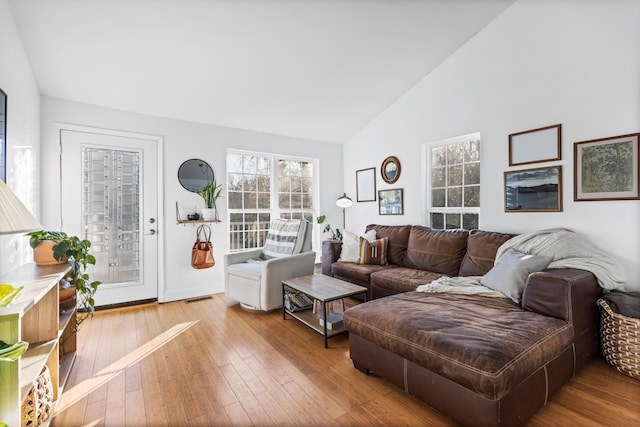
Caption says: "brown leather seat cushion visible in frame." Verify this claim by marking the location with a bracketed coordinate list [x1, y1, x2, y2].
[331, 262, 397, 285]
[370, 267, 447, 294]
[344, 291, 574, 401]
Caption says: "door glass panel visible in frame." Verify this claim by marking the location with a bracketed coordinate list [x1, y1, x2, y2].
[82, 147, 141, 284]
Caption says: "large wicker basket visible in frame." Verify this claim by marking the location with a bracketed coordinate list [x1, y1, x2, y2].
[598, 298, 640, 380]
[21, 365, 54, 426]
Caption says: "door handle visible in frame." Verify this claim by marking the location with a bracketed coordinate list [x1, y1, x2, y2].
[147, 229, 156, 235]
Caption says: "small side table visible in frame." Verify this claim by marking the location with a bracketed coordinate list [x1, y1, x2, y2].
[282, 274, 368, 348]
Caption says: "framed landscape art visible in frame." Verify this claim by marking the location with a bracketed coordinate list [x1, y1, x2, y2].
[574, 133, 639, 201]
[504, 166, 562, 212]
[378, 188, 403, 215]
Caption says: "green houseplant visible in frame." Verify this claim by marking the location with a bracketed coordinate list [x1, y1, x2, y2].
[316, 215, 342, 240]
[197, 180, 223, 220]
[26, 230, 101, 331]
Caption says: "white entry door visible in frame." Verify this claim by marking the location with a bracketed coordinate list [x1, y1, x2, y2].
[61, 129, 159, 307]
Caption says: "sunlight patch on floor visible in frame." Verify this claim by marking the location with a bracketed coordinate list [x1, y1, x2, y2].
[55, 321, 198, 413]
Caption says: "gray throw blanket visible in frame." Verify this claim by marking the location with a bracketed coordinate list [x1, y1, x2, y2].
[496, 227, 626, 290]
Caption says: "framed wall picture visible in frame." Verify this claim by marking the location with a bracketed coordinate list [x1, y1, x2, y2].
[504, 165, 562, 212]
[574, 133, 639, 201]
[356, 167, 376, 202]
[508, 124, 561, 166]
[378, 188, 403, 215]
[381, 156, 401, 184]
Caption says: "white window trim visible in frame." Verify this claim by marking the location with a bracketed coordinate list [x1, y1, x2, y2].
[422, 132, 481, 228]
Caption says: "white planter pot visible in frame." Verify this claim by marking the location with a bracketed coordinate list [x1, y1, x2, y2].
[201, 208, 217, 221]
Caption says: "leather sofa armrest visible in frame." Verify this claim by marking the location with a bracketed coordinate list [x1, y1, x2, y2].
[321, 239, 343, 276]
[522, 268, 600, 322]
[523, 267, 602, 368]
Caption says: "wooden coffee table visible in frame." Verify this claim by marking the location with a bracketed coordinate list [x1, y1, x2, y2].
[282, 274, 368, 348]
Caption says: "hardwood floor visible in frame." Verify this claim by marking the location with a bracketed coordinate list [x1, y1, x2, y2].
[52, 294, 640, 426]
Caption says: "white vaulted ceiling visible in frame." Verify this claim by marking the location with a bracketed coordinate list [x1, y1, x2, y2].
[9, 0, 514, 143]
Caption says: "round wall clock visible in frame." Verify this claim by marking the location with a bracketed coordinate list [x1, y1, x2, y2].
[381, 156, 401, 184]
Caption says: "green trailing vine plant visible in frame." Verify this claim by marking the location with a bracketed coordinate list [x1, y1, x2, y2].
[26, 230, 101, 332]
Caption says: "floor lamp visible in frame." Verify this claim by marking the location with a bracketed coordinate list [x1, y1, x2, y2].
[336, 193, 353, 229]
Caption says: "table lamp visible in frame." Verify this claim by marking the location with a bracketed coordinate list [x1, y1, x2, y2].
[0, 179, 43, 235]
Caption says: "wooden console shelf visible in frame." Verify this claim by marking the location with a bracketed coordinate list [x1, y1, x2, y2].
[0, 263, 75, 426]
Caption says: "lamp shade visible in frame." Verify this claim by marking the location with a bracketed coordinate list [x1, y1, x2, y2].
[0, 179, 42, 235]
[336, 193, 353, 208]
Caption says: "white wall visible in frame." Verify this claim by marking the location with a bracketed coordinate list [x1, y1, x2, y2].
[40, 97, 343, 302]
[0, 0, 41, 276]
[343, 0, 640, 291]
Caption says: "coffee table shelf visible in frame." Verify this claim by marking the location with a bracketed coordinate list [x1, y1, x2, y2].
[282, 274, 368, 348]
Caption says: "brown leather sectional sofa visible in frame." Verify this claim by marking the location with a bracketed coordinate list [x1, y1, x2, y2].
[321, 224, 601, 426]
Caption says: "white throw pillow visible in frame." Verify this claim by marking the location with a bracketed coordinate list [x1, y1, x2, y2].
[339, 229, 376, 263]
[480, 248, 552, 304]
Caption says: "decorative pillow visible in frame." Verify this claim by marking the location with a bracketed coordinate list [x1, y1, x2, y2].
[357, 237, 389, 266]
[339, 229, 376, 263]
[480, 248, 552, 304]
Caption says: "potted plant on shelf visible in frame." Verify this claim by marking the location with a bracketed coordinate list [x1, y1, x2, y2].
[26, 230, 101, 331]
[197, 180, 223, 221]
[26, 230, 67, 265]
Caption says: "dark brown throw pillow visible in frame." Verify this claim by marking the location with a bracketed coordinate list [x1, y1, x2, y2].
[357, 237, 389, 266]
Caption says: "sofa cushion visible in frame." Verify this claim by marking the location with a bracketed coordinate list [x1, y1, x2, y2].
[370, 267, 447, 294]
[357, 237, 389, 266]
[331, 262, 396, 286]
[343, 291, 574, 401]
[481, 248, 552, 304]
[404, 226, 468, 276]
[459, 230, 516, 276]
[365, 224, 411, 266]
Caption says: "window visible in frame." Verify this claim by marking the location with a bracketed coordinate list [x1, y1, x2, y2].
[227, 151, 316, 252]
[425, 134, 480, 230]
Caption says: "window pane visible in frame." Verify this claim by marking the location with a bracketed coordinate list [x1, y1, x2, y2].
[228, 173, 243, 191]
[257, 192, 270, 209]
[228, 191, 243, 209]
[302, 193, 312, 209]
[257, 176, 270, 192]
[447, 143, 464, 164]
[302, 177, 313, 193]
[302, 162, 313, 177]
[279, 176, 291, 192]
[448, 165, 463, 186]
[445, 213, 461, 229]
[291, 194, 302, 209]
[431, 212, 444, 229]
[278, 193, 290, 209]
[447, 187, 462, 207]
[464, 186, 480, 207]
[257, 157, 271, 174]
[464, 163, 480, 185]
[432, 146, 446, 167]
[244, 176, 256, 191]
[227, 154, 243, 173]
[243, 192, 256, 209]
[463, 213, 479, 230]
[244, 156, 257, 174]
[431, 167, 445, 187]
[432, 188, 446, 207]
[465, 140, 480, 162]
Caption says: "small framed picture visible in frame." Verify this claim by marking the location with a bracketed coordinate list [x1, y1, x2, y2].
[504, 166, 562, 212]
[508, 124, 561, 166]
[574, 133, 639, 201]
[356, 167, 376, 202]
[378, 188, 404, 215]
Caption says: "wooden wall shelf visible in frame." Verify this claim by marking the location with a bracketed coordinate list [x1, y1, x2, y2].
[0, 263, 75, 426]
[176, 219, 221, 225]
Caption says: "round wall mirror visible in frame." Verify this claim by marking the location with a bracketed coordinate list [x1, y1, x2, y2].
[178, 159, 214, 192]
[381, 156, 401, 184]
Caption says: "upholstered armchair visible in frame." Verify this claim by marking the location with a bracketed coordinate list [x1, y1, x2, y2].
[224, 219, 315, 311]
